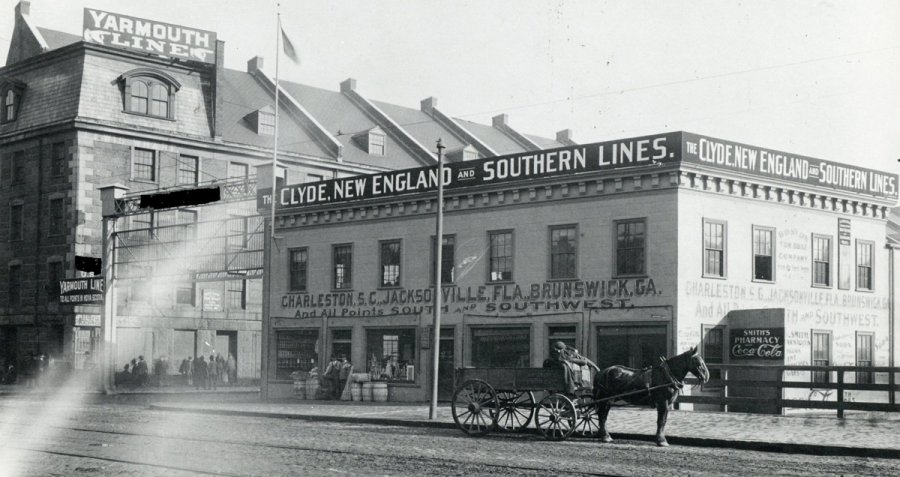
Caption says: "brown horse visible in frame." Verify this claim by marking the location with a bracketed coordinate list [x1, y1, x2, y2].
[593, 346, 709, 447]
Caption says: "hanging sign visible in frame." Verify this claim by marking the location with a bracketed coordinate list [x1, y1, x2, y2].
[83, 8, 217, 64]
[730, 328, 784, 360]
[59, 277, 105, 304]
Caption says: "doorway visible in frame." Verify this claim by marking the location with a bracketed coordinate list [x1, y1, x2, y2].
[596, 324, 668, 369]
[437, 328, 455, 401]
[215, 331, 237, 362]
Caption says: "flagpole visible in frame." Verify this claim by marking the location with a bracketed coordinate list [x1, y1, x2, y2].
[429, 139, 445, 420]
[270, 12, 281, 233]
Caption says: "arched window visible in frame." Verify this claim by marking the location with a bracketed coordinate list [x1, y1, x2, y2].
[120, 68, 181, 120]
[149, 83, 168, 118]
[130, 80, 149, 115]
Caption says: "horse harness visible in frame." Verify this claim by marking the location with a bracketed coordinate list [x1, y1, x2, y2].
[596, 357, 685, 403]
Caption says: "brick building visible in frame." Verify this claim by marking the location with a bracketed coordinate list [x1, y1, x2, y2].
[0, 2, 570, 385]
[257, 132, 897, 404]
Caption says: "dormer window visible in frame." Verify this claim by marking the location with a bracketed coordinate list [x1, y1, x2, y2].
[245, 106, 276, 136]
[4, 90, 16, 122]
[352, 127, 386, 156]
[0, 79, 25, 124]
[369, 131, 385, 156]
[445, 144, 480, 163]
[119, 68, 181, 120]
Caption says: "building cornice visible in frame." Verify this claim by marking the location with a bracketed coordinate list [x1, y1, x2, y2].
[271, 163, 892, 232]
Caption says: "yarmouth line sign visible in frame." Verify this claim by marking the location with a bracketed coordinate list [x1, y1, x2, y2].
[257, 132, 898, 212]
[59, 277, 105, 305]
[83, 8, 216, 64]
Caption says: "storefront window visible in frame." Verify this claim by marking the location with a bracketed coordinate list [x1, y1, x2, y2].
[331, 329, 352, 360]
[276, 330, 319, 380]
[366, 328, 416, 382]
[547, 325, 576, 360]
[471, 327, 530, 368]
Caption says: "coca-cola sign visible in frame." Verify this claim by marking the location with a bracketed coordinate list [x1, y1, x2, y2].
[730, 328, 784, 360]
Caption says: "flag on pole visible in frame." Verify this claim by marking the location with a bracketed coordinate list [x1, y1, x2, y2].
[281, 27, 300, 64]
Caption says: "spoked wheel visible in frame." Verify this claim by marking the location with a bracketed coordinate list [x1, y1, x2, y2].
[451, 379, 499, 437]
[573, 395, 602, 437]
[495, 390, 535, 432]
[535, 393, 578, 441]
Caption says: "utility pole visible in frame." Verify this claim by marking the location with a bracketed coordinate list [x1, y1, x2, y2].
[429, 139, 446, 420]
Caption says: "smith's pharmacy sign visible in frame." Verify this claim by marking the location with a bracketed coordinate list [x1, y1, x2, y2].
[83, 8, 216, 64]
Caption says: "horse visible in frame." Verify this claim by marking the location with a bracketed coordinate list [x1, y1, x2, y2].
[593, 346, 709, 447]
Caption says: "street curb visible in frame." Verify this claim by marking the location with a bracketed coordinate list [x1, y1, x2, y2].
[148, 404, 900, 459]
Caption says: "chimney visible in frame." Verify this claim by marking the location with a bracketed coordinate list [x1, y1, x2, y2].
[492, 114, 509, 128]
[15, 1, 29, 16]
[556, 129, 576, 145]
[247, 56, 264, 74]
[340, 78, 357, 93]
[420, 97, 437, 115]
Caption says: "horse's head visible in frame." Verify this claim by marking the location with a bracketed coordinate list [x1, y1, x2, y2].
[687, 346, 710, 383]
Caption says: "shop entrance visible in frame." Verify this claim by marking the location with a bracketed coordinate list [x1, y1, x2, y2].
[437, 328, 455, 401]
[73, 327, 99, 370]
[471, 327, 530, 368]
[596, 324, 668, 370]
[215, 331, 237, 361]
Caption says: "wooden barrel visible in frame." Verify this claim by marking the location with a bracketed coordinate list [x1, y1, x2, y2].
[305, 378, 320, 400]
[372, 382, 388, 402]
[350, 383, 362, 401]
[293, 379, 306, 399]
[361, 382, 374, 402]
[351, 372, 371, 383]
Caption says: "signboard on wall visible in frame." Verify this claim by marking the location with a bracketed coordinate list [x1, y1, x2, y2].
[75, 314, 101, 327]
[838, 218, 852, 290]
[202, 290, 222, 311]
[59, 277, 104, 304]
[258, 131, 898, 212]
[729, 328, 784, 360]
[258, 132, 683, 210]
[83, 8, 217, 64]
[681, 132, 898, 201]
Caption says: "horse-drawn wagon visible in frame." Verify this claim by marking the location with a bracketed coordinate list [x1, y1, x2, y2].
[451, 346, 710, 446]
[451, 366, 601, 441]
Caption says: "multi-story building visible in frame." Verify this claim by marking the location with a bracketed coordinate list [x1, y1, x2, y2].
[257, 132, 898, 406]
[0, 2, 569, 384]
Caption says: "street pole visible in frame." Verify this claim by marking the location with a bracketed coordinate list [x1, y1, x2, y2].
[429, 139, 445, 420]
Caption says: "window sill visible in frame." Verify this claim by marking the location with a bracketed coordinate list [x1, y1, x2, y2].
[752, 279, 776, 285]
[701, 274, 728, 280]
[486, 280, 515, 286]
[613, 274, 648, 280]
[331, 288, 354, 293]
[811, 284, 832, 289]
[123, 111, 176, 122]
[130, 178, 159, 185]
[547, 277, 579, 282]
[378, 285, 402, 290]
[855, 288, 875, 294]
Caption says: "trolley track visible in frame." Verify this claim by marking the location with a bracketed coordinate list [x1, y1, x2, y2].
[0, 418, 626, 477]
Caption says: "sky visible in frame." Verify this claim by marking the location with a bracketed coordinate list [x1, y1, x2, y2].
[1, 0, 899, 173]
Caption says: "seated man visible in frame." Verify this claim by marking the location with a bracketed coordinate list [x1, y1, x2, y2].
[546, 341, 596, 394]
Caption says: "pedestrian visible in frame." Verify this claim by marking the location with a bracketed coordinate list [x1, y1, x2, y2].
[216, 355, 226, 384]
[226, 354, 236, 386]
[135, 356, 149, 386]
[208, 354, 218, 391]
[179, 357, 193, 386]
[324, 355, 342, 400]
[194, 356, 207, 390]
[338, 356, 352, 400]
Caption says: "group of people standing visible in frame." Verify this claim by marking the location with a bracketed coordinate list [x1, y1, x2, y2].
[117, 355, 150, 386]
[179, 354, 237, 390]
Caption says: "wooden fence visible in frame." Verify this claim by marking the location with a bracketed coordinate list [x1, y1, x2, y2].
[679, 364, 900, 417]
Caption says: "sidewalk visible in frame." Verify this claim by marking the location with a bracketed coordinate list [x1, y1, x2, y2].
[147, 398, 900, 459]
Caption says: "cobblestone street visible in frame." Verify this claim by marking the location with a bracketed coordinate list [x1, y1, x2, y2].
[1, 394, 899, 476]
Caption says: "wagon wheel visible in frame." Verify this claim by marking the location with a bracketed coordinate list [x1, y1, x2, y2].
[495, 390, 535, 432]
[535, 393, 578, 441]
[451, 379, 499, 437]
[573, 395, 602, 438]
